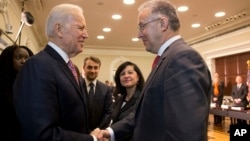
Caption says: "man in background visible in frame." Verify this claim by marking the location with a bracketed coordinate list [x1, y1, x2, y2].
[82, 56, 113, 131]
[231, 75, 248, 124]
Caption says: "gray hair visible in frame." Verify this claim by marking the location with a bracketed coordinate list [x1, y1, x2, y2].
[45, 4, 84, 37]
[138, 0, 180, 31]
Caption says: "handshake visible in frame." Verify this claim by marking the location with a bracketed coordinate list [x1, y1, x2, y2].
[90, 128, 111, 141]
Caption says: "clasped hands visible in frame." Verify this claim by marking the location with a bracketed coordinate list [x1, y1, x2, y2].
[234, 98, 241, 104]
[90, 128, 111, 141]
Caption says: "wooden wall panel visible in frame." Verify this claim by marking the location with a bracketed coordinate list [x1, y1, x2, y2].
[215, 58, 225, 76]
[215, 51, 250, 96]
[238, 53, 249, 74]
[225, 55, 237, 75]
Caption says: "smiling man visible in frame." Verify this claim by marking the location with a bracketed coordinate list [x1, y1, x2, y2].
[82, 56, 113, 132]
[13, 4, 102, 141]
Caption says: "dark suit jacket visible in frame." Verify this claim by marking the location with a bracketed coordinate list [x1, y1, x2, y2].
[82, 79, 113, 131]
[111, 38, 212, 141]
[111, 89, 141, 141]
[231, 83, 248, 107]
[0, 72, 21, 141]
[13, 45, 93, 141]
[112, 89, 141, 123]
[212, 80, 224, 106]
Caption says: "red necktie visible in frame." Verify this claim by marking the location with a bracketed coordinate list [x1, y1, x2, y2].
[152, 55, 160, 69]
[67, 60, 79, 85]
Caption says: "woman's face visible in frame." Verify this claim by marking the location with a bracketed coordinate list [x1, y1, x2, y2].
[13, 48, 30, 71]
[119, 65, 139, 88]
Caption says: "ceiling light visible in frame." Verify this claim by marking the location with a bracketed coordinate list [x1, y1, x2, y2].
[177, 6, 189, 12]
[123, 0, 135, 5]
[215, 12, 226, 17]
[112, 14, 122, 20]
[97, 35, 104, 39]
[132, 38, 139, 42]
[191, 23, 200, 28]
[103, 28, 111, 32]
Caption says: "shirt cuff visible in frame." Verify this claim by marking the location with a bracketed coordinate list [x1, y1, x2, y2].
[91, 135, 97, 141]
[107, 127, 115, 141]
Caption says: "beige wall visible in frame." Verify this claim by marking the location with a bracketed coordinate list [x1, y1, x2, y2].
[72, 26, 250, 83]
[72, 48, 154, 83]
[0, 0, 42, 53]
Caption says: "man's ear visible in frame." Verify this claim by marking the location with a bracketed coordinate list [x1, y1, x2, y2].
[55, 23, 63, 38]
[161, 18, 169, 31]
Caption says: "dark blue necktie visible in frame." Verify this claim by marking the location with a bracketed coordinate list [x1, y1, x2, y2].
[89, 82, 95, 105]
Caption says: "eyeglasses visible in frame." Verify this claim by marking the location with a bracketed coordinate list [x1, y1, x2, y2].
[138, 18, 161, 31]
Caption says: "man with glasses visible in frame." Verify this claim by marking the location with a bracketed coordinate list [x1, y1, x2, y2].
[99, 1, 212, 141]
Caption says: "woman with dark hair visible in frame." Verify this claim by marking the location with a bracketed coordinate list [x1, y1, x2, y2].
[0, 45, 34, 141]
[111, 61, 145, 141]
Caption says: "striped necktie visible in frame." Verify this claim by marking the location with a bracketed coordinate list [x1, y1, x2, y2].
[67, 60, 79, 85]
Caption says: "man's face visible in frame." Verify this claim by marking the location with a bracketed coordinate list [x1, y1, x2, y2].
[83, 59, 100, 81]
[137, 9, 163, 54]
[59, 12, 88, 58]
[236, 76, 242, 84]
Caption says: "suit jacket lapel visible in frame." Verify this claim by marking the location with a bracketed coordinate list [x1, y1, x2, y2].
[82, 78, 92, 112]
[135, 38, 184, 119]
[121, 89, 141, 113]
[79, 78, 89, 114]
[44, 45, 87, 106]
[90, 81, 101, 111]
[135, 49, 166, 110]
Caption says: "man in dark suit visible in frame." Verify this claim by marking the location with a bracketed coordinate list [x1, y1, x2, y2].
[100, 1, 212, 141]
[13, 4, 100, 141]
[231, 75, 248, 107]
[82, 56, 113, 131]
[231, 75, 248, 124]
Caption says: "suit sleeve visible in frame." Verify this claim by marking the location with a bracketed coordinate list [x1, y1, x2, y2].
[231, 86, 236, 99]
[239, 85, 248, 100]
[99, 86, 113, 129]
[162, 49, 211, 141]
[13, 57, 93, 141]
[111, 112, 135, 141]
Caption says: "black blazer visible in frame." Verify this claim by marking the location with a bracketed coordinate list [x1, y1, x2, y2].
[111, 89, 141, 141]
[111, 38, 212, 141]
[231, 83, 248, 107]
[82, 79, 113, 131]
[112, 89, 141, 123]
[13, 45, 93, 141]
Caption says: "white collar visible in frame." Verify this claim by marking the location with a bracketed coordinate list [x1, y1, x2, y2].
[158, 35, 181, 56]
[85, 79, 97, 87]
[48, 41, 69, 63]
